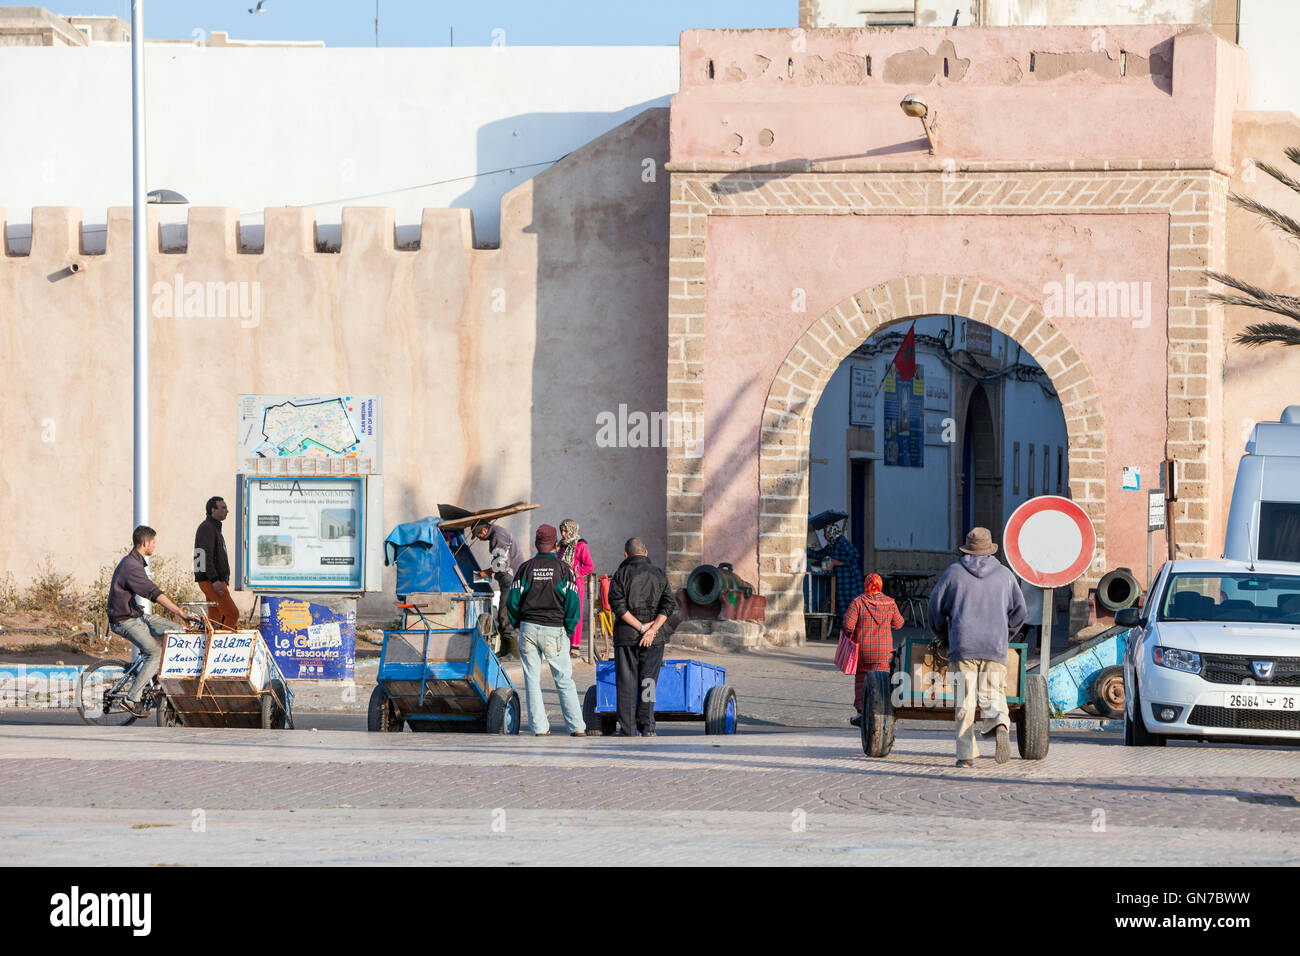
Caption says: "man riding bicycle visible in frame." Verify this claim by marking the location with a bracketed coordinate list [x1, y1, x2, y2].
[107, 525, 197, 717]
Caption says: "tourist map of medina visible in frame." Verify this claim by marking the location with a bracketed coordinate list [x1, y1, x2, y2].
[238, 394, 382, 473]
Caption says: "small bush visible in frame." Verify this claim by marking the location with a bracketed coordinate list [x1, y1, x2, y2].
[0, 572, 19, 612]
[20, 557, 77, 614]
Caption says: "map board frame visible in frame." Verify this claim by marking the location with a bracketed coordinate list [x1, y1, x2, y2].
[235, 475, 385, 593]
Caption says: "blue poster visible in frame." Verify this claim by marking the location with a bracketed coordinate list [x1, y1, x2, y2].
[259, 597, 356, 679]
[882, 365, 925, 468]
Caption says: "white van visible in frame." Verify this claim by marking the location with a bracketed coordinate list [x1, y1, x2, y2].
[1223, 406, 1300, 564]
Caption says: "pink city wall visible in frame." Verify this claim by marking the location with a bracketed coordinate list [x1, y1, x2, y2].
[701, 213, 1170, 587]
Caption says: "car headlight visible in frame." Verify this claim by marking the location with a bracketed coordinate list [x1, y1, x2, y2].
[1153, 646, 1201, 674]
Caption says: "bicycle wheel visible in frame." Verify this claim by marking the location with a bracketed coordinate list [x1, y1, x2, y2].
[76, 659, 138, 727]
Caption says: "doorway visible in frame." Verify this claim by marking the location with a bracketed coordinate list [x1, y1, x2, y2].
[961, 384, 999, 541]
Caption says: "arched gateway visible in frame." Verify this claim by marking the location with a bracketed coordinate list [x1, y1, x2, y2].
[757, 276, 1105, 643]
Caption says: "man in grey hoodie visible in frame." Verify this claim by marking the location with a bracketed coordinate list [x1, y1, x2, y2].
[927, 527, 1028, 767]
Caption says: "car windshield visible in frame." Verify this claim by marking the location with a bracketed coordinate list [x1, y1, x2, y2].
[1159, 573, 1300, 624]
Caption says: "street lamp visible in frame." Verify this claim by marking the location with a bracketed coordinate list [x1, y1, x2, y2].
[900, 93, 936, 154]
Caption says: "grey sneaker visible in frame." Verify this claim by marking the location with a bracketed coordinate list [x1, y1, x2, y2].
[994, 726, 1010, 764]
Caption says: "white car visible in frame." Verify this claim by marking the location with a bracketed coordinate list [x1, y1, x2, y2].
[1121, 559, 1300, 746]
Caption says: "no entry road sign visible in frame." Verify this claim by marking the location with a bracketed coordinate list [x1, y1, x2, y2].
[1003, 495, 1097, 589]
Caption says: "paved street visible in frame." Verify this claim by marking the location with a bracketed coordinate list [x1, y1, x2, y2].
[2, 643, 1299, 865]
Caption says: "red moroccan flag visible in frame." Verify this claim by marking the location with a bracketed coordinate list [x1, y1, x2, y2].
[891, 323, 917, 382]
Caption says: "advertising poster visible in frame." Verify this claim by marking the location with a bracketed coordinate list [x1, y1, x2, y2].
[882, 365, 925, 468]
[245, 478, 364, 589]
[849, 365, 875, 427]
[260, 597, 356, 679]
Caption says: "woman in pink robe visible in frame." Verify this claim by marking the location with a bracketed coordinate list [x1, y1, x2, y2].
[559, 518, 594, 657]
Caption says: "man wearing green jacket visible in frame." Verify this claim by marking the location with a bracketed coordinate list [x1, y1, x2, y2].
[505, 524, 586, 736]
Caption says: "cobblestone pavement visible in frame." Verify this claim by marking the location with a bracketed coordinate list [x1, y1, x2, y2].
[3, 642, 1299, 864]
[2, 722, 1299, 865]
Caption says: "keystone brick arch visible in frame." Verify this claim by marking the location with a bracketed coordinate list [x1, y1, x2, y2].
[758, 274, 1106, 643]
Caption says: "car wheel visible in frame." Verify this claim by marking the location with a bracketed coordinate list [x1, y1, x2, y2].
[1125, 685, 1166, 747]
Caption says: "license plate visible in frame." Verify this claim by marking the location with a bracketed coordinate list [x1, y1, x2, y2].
[1222, 691, 1300, 711]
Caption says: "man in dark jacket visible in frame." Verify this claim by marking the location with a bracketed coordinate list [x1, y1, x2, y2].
[927, 527, 1028, 767]
[194, 495, 237, 628]
[505, 524, 585, 736]
[607, 538, 678, 737]
[108, 525, 197, 717]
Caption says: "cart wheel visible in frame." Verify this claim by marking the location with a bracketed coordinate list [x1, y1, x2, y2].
[1090, 665, 1125, 720]
[1015, 673, 1050, 759]
[261, 679, 290, 730]
[485, 686, 521, 734]
[861, 670, 895, 757]
[582, 685, 602, 736]
[704, 685, 738, 735]
[1123, 685, 1167, 747]
[155, 696, 182, 728]
[367, 685, 403, 733]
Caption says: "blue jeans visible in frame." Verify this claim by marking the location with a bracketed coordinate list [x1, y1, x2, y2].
[110, 614, 180, 703]
[517, 621, 585, 735]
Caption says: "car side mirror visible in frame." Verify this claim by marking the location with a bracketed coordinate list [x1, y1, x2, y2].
[1115, 608, 1142, 627]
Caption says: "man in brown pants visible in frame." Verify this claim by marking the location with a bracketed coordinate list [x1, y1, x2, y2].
[194, 496, 239, 629]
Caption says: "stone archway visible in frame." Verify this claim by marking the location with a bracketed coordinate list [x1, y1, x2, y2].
[758, 274, 1106, 644]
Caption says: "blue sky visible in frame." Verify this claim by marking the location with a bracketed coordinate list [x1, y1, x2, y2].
[24, 1, 794, 46]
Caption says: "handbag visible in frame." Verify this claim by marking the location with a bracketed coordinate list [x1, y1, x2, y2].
[834, 626, 858, 675]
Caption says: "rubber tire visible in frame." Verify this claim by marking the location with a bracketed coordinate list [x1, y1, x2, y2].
[76, 659, 137, 727]
[1016, 673, 1050, 760]
[861, 670, 895, 757]
[1124, 685, 1167, 747]
[367, 685, 403, 732]
[1090, 665, 1126, 720]
[155, 696, 181, 727]
[260, 678, 290, 730]
[582, 685, 602, 736]
[485, 686, 521, 734]
[704, 684, 739, 735]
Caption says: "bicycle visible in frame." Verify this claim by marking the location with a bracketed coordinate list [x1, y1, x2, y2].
[74, 602, 211, 727]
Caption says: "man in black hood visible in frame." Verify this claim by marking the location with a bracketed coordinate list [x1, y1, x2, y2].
[607, 537, 678, 737]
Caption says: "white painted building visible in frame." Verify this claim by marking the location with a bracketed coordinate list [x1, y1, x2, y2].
[809, 316, 1069, 571]
[0, 44, 678, 248]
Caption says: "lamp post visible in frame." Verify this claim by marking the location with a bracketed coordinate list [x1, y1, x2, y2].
[131, 0, 148, 530]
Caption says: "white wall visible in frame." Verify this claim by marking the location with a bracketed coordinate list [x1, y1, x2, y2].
[1239, 0, 1300, 113]
[0, 45, 678, 247]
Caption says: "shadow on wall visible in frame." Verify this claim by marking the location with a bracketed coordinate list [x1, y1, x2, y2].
[523, 106, 671, 576]
[452, 99, 670, 248]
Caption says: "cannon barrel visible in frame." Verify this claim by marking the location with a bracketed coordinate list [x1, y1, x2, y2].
[684, 562, 754, 605]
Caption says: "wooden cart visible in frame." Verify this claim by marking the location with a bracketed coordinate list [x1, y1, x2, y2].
[861, 636, 1049, 759]
[156, 624, 293, 729]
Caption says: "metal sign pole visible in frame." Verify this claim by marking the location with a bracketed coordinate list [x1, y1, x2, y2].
[1039, 586, 1053, 673]
[131, 0, 149, 530]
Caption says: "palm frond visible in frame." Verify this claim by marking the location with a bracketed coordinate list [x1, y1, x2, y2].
[1286, 145, 1300, 170]
[1203, 270, 1300, 322]
[1253, 159, 1300, 197]
[1235, 322, 1300, 348]
[1227, 191, 1300, 245]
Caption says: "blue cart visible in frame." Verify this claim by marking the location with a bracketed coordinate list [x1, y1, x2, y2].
[369, 513, 523, 733]
[582, 659, 738, 735]
[1045, 625, 1129, 719]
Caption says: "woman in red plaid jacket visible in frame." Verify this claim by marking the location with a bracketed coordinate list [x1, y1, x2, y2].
[844, 573, 904, 723]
